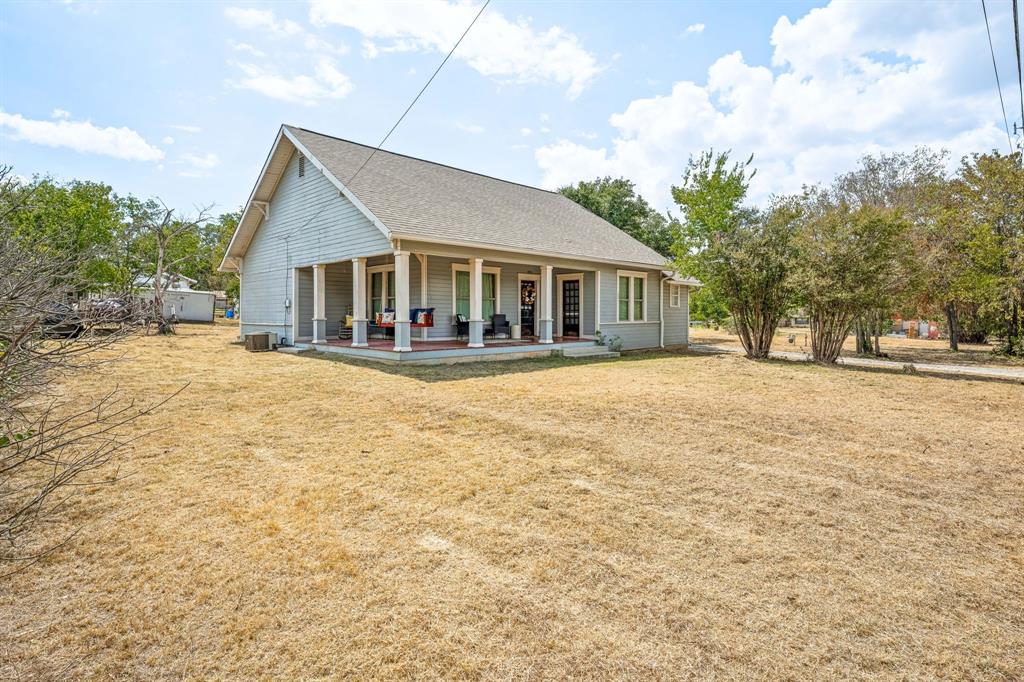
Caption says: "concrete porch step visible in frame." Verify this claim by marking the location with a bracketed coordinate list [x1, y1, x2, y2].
[562, 345, 621, 359]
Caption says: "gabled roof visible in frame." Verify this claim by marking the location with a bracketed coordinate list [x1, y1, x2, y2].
[221, 124, 669, 271]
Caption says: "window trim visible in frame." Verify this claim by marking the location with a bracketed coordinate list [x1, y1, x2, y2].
[669, 284, 682, 308]
[367, 263, 395, 315]
[451, 263, 501, 320]
[616, 270, 648, 323]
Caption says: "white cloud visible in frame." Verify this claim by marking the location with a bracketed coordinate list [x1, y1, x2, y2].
[536, 1, 1008, 206]
[310, 0, 604, 99]
[0, 111, 164, 162]
[685, 23, 705, 34]
[540, 126, 551, 134]
[51, 108, 71, 119]
[227, 57, 353, 105]
[520, 127, 532, 136]
[224, 7, 301, 36]
[227, 39, 266, 57]
[162, 136, 175, 145]
[456, 122, 485, 134]
[170, 124, 201, 133]
[539, 112, 550, 122]
[304, 34, 348, 55]
[178, 151, 221, 178]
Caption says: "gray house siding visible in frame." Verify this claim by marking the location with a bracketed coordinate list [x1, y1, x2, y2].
[595, 264, 665, 350]
[239, 150, 390, 342]
[662, 284, 690, 347]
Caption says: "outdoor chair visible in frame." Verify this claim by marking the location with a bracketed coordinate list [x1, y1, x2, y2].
[454, 314, 469, 340]
[488, 313, 510, 339]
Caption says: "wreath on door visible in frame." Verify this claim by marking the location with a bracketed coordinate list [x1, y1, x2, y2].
[521, 281, 536, 306]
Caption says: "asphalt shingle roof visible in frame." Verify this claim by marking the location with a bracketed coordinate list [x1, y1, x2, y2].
[286, 126, 667, 268]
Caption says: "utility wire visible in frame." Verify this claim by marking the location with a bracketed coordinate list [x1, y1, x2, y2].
[983, 0, 1015, 153]
[1014, 0, 1024, 146]
[345, 0, 491, 186]
[277, 0, 490, 242]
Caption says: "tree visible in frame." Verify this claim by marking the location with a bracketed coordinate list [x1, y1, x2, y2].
[9, 177, 123, 290]
[692, 201, 801, 358]
[0, 166, 172, 573]
[792, 195, 911, 363]
[953, 152, 1024, 355]
[670, 150, 797, 356]
[833, 149, 944, 355]
[125, 199, 213, 334]
[559, 177, 677, 256]
[914, 177, 1003, 351]
[205, 211, 242, 302]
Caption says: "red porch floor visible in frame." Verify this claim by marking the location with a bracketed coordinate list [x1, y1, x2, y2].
[323, 336, 592, 351]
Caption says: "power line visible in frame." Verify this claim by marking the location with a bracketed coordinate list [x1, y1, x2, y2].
[1014, 0, 1024, 144]
[274, 0, 491, 244]
[982, 0, 1015, 153]
[345, 0, 491, 186]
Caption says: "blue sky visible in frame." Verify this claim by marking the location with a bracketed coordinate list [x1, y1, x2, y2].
[1, 0, 1020, 214]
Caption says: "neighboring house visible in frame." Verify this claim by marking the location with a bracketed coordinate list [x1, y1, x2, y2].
[135, 273, 216, 323]
[219, 125, 700, 362]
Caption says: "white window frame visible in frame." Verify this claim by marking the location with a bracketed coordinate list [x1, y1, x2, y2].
[669, 284, 682, 308]
[616, 270, 648, 323]
[367, 263, 395, 315]
[451, 263, 502, 318]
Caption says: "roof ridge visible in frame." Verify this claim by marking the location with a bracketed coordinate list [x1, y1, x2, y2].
[286, 125, 562, 196]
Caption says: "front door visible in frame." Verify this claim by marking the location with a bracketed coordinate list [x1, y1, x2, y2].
[519, 280, 536, 336]
[561, 279, 580, 337]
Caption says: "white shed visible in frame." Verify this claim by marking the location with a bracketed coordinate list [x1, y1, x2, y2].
[139, 288, 216, 323]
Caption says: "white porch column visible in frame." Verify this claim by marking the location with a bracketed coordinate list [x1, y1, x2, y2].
[539, 264, 554, 343]
[417, 254, 429, 341]
[312, 264, 327, 343]
[393, 250, 411, 352]
[351, 257, 368, 347]
[468, 257, 484, 348]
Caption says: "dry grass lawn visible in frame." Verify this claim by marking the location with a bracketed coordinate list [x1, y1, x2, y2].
[691, 325, 1024, 369]
[3, 321, 1022, 680]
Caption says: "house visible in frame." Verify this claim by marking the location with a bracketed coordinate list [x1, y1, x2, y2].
[219, 125, 700, 362]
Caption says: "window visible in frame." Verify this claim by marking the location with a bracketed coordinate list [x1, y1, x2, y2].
[616, 271, 647, 322]
[369, 266, 396, 316]
[452, 265, 500, 320]
[669, 284, 682, 308]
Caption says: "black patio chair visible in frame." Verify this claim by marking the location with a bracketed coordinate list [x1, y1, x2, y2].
[489, 313, 510, 340]
[454, 314, 469, 340]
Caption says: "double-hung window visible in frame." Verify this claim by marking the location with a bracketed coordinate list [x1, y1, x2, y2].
[617, 271, 647, 322]
[369, 267, 396, 316]
[669, 284, 682, 308]
[453, 266, 499, 319]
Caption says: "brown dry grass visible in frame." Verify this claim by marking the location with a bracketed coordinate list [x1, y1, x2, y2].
[2, 321, 1022, 680]
[691, 325, 1024, 368]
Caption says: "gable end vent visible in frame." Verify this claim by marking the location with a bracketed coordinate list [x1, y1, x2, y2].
[298, 154, 305, 178]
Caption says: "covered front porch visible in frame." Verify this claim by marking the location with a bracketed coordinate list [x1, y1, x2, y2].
[290, 245, 603, 361]
[296, 335, 597, 364]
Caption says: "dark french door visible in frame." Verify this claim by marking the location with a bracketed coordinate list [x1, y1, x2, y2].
[561, 279, 580, 337]
[519, 280, 536, 336]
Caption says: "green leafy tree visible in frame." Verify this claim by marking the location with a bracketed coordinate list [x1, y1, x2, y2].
[833, 149, 944, 355]
[953, 152, 1024, 355]
[792, 195, 911, 363]
[10, 178, 122, 290]
[559, 177, 676, 256]
[671, 150, 796, 355]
